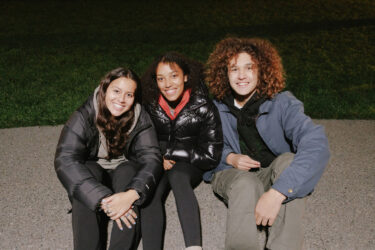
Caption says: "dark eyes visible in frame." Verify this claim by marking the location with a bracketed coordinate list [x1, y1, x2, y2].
[230, 66, 253, 72]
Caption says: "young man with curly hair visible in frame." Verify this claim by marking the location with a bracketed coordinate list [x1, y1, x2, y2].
[204, 37, 330, 250]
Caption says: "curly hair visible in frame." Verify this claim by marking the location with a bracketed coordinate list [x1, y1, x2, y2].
[96, 67, 141, 159]
[206, 37, 285, 100]
[141, 51, 204, 104]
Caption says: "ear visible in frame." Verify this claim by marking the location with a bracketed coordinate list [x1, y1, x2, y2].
[184, 75, 188, 82]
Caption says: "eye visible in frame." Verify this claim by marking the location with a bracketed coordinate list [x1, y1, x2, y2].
[157, 77, 164, 82]
[230, 67, 238, 72]
[127, 93, 134, 98]
[172, 74, 178, 78]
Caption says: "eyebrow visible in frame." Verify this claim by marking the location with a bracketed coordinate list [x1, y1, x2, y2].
[230, 63, 253, 67]
[157, 71, 178, 76]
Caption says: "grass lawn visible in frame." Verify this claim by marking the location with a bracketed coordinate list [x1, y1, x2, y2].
[0, 0, 374, 128]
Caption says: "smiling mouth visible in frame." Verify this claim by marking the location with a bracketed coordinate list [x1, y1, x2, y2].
[165, 89, 177, 95]
[113, 103, 126, 109]
[237, 82, 249, 86]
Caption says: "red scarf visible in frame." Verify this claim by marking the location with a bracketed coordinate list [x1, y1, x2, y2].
[158, 89, 191, 120]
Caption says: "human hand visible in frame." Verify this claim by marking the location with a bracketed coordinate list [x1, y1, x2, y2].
[114, 208, 138, 230]
[101, 190, 139, 221]
[226, 153, 260, 170]
[163, 157, 175, 170]
[255, 188, 286, 226]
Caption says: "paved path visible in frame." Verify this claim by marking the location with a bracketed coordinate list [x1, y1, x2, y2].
[0, 120, 374, 250]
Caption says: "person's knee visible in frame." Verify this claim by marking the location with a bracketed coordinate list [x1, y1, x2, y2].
[272, 152, 295, 180]
[115, 161, 138, 177]
[167, 163, 192, 186]
[111, 161, 139, 192]
[228, 173, 263, 200]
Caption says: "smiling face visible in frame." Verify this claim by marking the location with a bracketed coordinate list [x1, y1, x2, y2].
[227, 52, 258, 106]
[156, 62, 187, 102]
[105, 77, 137, 117]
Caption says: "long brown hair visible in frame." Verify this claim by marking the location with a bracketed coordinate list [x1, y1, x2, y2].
[96, 67, 141, 159]
[206, 37, 285, 100]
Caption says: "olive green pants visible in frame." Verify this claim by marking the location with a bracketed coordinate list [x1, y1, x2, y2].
[212, 153, 306, 250]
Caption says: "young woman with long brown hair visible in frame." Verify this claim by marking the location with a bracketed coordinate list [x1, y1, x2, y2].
[55, 67, 162, 250]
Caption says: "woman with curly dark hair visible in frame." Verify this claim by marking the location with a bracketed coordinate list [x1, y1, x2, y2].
[54, 67, 162, 250]
[140, 52, 223, 250]
[204, 37, 330, 250]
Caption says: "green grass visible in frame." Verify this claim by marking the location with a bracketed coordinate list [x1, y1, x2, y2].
[0, 0, 374, 128]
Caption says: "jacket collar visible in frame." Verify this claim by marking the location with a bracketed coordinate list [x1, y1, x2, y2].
[258, 92, 280, 114]
[213, 99, 230, 112]
[151, 88, 208, 116]
[215, 93, 279, 115]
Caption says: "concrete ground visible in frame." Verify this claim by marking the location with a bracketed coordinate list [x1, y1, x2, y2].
[0, 120, 374, 250]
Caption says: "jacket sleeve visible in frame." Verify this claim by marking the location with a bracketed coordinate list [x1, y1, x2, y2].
[190, 102, 223, 171]
[271, 94, 330, 201]
[124, 112, 163, 206]
[54, 110, 112, 211]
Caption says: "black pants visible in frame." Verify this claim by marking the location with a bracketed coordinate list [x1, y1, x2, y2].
[72, 161, 141, 250]
[140, 162, 203, 249]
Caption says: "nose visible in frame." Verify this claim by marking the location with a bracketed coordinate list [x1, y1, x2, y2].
[119, 94, 127, 103]
[238, 68, 246, 79]
[165, 78, 172, 88]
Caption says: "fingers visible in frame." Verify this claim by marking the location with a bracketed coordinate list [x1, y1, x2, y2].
[115, 219, 123, 231]
[237, 156, 260, 170]
[163, 159, 175, 170]
[103, 203, 118, 218]
[106, 208, 115, 218]
[229, 154, 261, 170]
[120, 215, 132, 229]
[125, 209, 137, 225]
[101, 196, 113, 205]
[241, 155, 260, 167]
[119, 209, 137, 229]
[110, 206, 128, 220]
[255, 213, 270, 226]
[111, 208, 138, 230]
[128, 208, 138, 220]
[101, 200, 113, 215]
[163, 163, 172, 170]
[101, 203, 107, 212]
[237, 164, 252, 171]
[255, 213, 276, 226]
[268, 217, 275, 226]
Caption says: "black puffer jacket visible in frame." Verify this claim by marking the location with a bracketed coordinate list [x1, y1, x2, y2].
[54, 95, 162, 211]
[145, 88, 223, 171]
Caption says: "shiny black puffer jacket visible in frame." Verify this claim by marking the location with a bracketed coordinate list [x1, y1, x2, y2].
[145, 89, 223, 171]
[54, 95, 162, 211]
